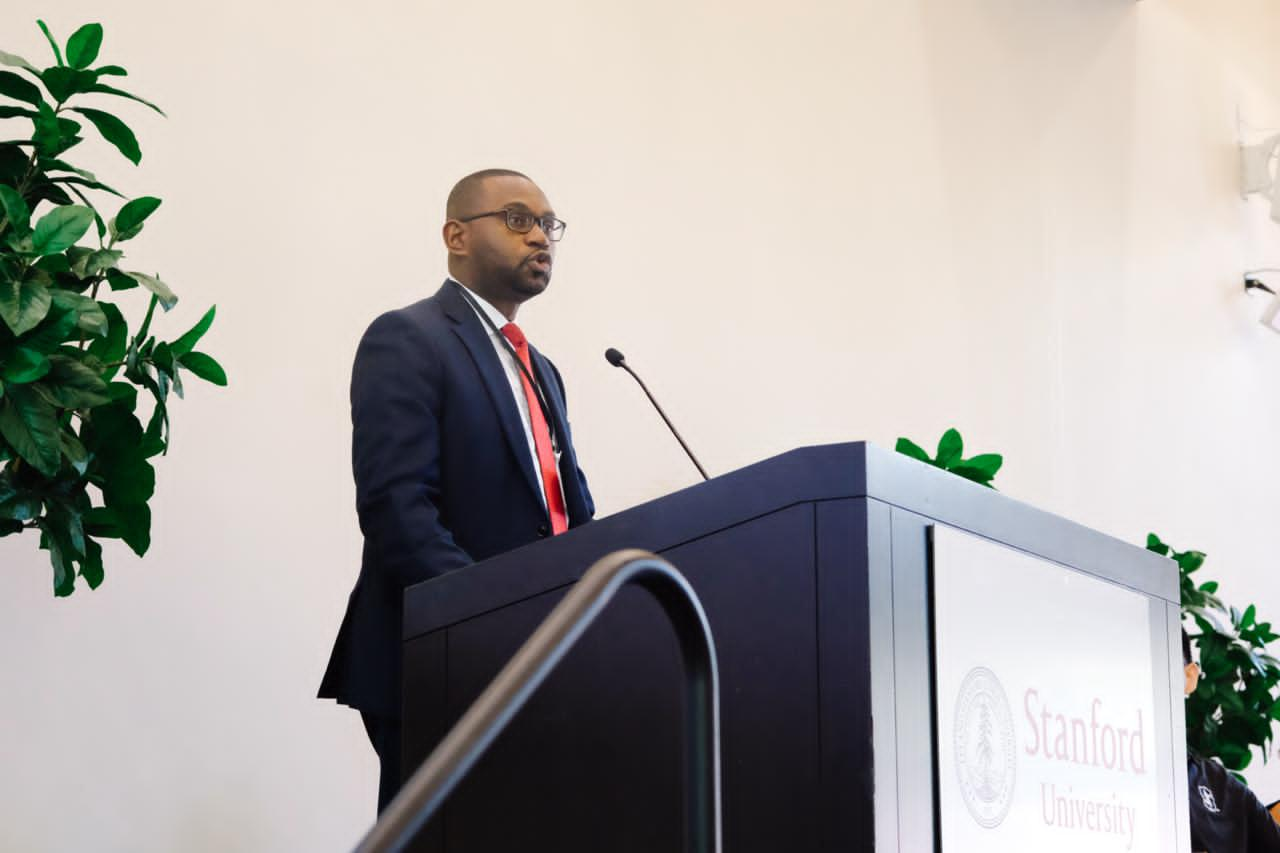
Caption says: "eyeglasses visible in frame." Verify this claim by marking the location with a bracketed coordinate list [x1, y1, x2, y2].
[457, 208, 567, 242]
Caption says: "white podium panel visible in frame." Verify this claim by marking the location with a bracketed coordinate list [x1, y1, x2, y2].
[931, 524, 1180, 853]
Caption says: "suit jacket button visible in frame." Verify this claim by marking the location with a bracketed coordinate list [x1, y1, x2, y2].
[537, 524, 550, 537]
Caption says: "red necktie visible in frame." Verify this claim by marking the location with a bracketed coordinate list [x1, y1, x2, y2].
[500, 323, 568, 535]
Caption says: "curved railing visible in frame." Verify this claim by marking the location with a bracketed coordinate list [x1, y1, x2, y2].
[353, 548, 722, 853]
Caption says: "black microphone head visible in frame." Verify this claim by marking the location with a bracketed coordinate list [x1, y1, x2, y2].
[605, 347, 626, 367]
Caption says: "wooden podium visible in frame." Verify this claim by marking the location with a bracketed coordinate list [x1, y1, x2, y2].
[398, 442, 1186, 852]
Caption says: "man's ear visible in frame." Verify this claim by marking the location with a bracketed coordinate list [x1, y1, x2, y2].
[443, 220, 468, 256]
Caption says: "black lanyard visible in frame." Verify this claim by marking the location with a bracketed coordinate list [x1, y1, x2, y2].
[455, 284, 561, 455]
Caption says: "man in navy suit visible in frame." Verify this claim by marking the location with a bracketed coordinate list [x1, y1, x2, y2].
[318, 169, 595, 812]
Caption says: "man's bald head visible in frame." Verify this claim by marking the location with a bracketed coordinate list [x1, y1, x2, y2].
[446, 168, 532, 220]
[442, 169, 556, 320]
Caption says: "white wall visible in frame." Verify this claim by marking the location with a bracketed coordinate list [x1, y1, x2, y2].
[2, 0, 1279, 849]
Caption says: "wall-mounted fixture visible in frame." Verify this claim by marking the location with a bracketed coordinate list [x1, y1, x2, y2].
[1244, 270, 1280, 333]
[1239, 134, 1280, 223]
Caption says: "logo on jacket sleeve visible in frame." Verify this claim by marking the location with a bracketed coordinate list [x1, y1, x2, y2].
[1197, 784, 1220, 814]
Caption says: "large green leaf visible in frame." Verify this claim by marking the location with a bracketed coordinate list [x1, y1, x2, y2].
[69, 248, 122, 279]
[936, 428, 963, 469]
[85, 503, 150, 556]
[0, 385, 60, 475]
[56, 246, 92, 276]
[66, 24, 104, 70]
[40, 67, 97, 103]
[1176, 550, 1207, 574]
[70, 108, 140, 165]
[171, 306, 215, 357]
[135, 371, 169, 449]
[46, 500, 86, 557]
[0, 106, 37, 119]
[103, 457, 154, 506]
[179, 351, 227, 386]
[112, 196, 161, 238]
[0, 280, 53, 335]
[949, 464, 995, 488]
[0, 185, 31, 234]
[40, 158, 96, 180]
[59, 176, 105, 248]
[52, 174, 125, 200]
[32, 102, 58, 150]
[50, 290, 108, 337]
[51, 228, 92, 264]
[88, 83, 165, 116]
[60, 430, 90, 475]
[961, 453, 1003, 479]
[45, 531, 75, 597]
[0, 50, 38, 73]
[105, 381, 137, 410]
[140, 402, 166, 458]
[0, 70, 42, 105]
[0, 347, 51, 383]
[894, 437, 931, 464]
[34, 354, 110, 409]
[0, 499, 36, 523]
[0, 144, 28, 182]
[79, 537, 103, 588]
[152, 341, 175, 375]
[0, 474, 40, 521]
[105, 269, 138, 292]
[31, 102, 82, 158]
[24, 178, 75, 209]
[87, 303, 127, 378]
[118, 503, 152, 557]
[83, 401, 142, 452]
[123, 271, 177, 310]
[31, 206, 94, 255]
[37, 20, 65, 67]
[19, 305, 78, 353]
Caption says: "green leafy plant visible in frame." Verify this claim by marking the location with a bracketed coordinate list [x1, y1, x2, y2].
[0, 21, 226, 596]
[1147, 533, 1280, 775]
[895, 427, 1003, 488]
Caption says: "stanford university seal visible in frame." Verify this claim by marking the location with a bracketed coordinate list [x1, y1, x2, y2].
[954, 666, 1016, 828]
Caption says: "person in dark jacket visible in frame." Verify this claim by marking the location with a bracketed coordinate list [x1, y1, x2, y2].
[1185, 629, 1280, 853]
[318, 169, 595, 812]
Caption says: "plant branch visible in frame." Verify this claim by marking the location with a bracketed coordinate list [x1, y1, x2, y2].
[16, 148, 39, 196]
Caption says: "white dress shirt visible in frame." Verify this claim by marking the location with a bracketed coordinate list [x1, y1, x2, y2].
[450, 278, 565, 513]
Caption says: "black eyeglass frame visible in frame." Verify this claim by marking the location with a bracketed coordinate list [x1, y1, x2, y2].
[457, 208, 567, 241]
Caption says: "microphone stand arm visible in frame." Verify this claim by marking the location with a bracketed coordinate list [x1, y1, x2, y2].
[619, 363, 710, 482]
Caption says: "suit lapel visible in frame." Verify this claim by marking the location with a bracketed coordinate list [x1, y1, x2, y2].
[441, 282, 545, 511]
[529, 349, 585, 521]
[529, 351, 570, 462]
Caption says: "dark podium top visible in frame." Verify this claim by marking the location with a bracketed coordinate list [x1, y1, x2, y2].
[400, 442, 1183, 852]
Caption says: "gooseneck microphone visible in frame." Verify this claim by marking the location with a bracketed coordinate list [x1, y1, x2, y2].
[605, 347, 710, 481]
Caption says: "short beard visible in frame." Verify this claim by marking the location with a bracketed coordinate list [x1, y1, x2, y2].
[466, 250, 551, 306]
[505, 257, 551, 298]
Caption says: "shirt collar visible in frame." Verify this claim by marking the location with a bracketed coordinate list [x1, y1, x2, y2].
[449, 277, 510, 332]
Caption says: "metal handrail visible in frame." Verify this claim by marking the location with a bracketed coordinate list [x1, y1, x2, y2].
[353, 548, 723, 853]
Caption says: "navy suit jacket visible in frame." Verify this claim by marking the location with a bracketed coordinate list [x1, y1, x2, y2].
[319, 280, 594, 717]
